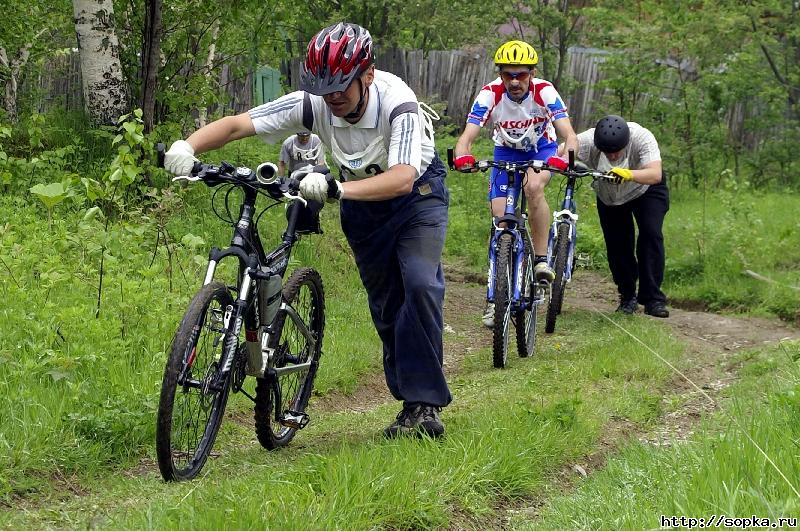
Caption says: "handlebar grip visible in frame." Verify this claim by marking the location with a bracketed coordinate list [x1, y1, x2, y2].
[191, 161, 203, 175]
[446, 148, 455, 170]
[568, 149, 575, 169]
[156, 143, 165, 168]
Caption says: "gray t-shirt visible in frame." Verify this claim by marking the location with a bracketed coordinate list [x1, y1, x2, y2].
[279, 134, 325, 174]
[576, 122, 661, 206]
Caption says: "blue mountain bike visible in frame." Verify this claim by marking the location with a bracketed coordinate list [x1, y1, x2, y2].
[448, 149, 548, 368]
[544, 152, 613, 333]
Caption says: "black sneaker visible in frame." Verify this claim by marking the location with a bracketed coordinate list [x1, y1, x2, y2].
[616, 296, 638, 314]
[383, 404, 445, 439]
[644, 301, 670, 318]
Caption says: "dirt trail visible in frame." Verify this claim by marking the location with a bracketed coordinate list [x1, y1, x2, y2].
[488, 268, 799, 528]
[318, 265, 799, 417]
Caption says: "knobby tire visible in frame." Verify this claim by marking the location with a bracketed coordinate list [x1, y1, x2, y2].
[514, 230, 537, 357]
[545, 223, 570, 334]
[254, 267, 325, 449]
[156, 282, 234, 481]
[493, 234, 514, 368]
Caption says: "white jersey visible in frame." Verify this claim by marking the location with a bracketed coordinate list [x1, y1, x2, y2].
[577, 122, 662, 206]
[249, 69, 435, 181]
[279, 134, 325, 173]
[467, 77, 569, 152]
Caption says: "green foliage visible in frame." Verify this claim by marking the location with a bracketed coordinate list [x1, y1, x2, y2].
[105, 109, 151, 189]
[579, 0, 800, 189]
[28, 180, 76, 228]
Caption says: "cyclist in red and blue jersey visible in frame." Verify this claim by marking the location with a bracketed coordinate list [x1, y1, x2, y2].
[454, 40, 578, 328]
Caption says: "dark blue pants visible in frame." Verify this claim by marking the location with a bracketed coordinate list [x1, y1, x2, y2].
[596, 181, 670, 306]
[339, 155, 451, 408]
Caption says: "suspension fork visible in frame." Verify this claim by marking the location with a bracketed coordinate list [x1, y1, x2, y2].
[210, 269, 253, 389]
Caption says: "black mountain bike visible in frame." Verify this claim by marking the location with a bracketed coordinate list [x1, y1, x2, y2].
[154, 144, 325, 481]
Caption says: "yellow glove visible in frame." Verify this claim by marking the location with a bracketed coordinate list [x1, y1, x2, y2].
[608, 167, 634, 184]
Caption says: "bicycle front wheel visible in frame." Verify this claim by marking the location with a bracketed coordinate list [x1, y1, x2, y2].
[545, 223, 570, 333]
[492, 234, 514, 368]
[255, 267, 325, 449]
[156, 282, 233, 481]
[515, 232, 537, 357]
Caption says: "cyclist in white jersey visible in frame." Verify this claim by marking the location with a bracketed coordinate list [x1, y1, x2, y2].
[453, 40, 578, 328]
[278, 131, 326, 177]
[164, 22, 450, 439]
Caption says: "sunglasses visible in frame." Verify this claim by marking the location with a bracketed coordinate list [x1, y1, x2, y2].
[500, 70, 532, 82]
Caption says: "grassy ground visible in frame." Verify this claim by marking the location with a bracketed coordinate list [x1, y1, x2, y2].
[530, 340, 800, 530]
[2, 304, 688, 529]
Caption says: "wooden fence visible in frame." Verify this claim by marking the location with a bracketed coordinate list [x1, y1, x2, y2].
[23, 46, 756, 143]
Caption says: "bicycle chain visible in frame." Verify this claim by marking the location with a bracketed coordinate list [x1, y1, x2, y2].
[231, 342, 248, 392]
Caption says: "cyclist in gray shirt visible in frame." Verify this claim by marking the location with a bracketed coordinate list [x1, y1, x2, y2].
[278, 132, 326, 177]
[575, 115, 670, 317]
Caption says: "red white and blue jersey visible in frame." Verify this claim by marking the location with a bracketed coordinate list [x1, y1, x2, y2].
[467, 77, 569, 152]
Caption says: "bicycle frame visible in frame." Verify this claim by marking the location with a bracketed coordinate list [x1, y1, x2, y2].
[200, 184, 311, 387]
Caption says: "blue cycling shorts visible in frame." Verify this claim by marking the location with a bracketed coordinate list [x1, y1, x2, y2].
[488, 143, 557, 200]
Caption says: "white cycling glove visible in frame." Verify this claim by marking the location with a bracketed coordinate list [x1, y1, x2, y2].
[299, 172, 344, 203]
[164, 140, 199, 176]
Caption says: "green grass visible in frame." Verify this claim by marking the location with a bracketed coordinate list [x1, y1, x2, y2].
[1, 309, 688, 529]
[663, 187, 800, 322]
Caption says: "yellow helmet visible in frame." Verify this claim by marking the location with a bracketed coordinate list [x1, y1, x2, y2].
[494, 40, 538, 66]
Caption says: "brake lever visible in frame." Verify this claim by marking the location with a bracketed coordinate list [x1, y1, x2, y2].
[172, 175, 202, 183]
[283, 191, 307, 206]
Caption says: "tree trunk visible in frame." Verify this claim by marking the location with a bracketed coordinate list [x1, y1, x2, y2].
[140, 0, 162, 133]
[196, 19, 220, 129]
[0, 28, 46, 123]
[73, 0, 128, 125]
[0, 48, 17, 122]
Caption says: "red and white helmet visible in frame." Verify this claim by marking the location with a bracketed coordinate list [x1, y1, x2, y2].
[300, 22, 374, 96]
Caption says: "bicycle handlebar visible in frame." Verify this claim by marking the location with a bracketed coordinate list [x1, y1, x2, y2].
[445, 147, 614, 181]
[156, 143, 326, 204]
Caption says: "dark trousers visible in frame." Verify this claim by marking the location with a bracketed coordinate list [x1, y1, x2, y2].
[339, 155, 451, 408]
[596, 182, 669, 306]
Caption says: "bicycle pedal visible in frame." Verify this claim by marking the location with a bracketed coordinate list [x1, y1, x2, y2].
[575, 253, 592, 268]
[280, 410, 310, 429]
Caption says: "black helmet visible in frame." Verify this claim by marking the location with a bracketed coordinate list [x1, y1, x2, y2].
[594, 115, 630, 153]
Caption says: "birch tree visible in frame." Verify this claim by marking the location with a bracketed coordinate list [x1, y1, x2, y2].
[72, 0, 128, 124]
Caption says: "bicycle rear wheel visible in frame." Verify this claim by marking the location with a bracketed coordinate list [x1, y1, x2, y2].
[545, 223, 570, 333]
[514, 232, 537, 357]
[255, 267, 325, 449]
[156, 282, 233, 481]
[492, 234, 514, 368]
